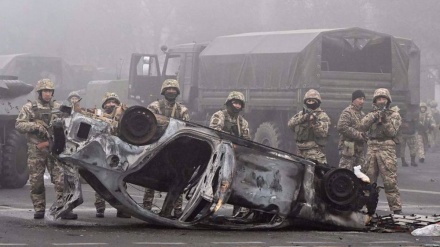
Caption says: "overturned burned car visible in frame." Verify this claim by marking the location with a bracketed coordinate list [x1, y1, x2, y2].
[49, 105, 378, 229]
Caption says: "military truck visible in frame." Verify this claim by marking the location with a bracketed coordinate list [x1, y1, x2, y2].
[130, 27, 421, 166]
[0, 75, 33, 188]
[0, 54, 99, 100]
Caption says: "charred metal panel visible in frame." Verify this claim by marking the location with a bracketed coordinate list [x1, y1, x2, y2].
[228, 145, 305, 216]
[49, 106, 378, 230]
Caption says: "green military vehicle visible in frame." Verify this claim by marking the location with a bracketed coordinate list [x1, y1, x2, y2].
[130, 27, 421, 166]
[0, 75, 33, 188]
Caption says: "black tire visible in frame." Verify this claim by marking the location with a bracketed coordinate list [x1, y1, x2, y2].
[253, 122, 284, 149]
[0, 129, 29, 188]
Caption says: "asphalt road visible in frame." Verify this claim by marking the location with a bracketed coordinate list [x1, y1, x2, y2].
[1, 151, 439, 246]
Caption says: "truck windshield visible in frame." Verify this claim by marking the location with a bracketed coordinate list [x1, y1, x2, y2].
[164, 55, 181, 77]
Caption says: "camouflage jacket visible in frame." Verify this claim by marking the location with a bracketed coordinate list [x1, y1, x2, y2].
[418, 111, 436, 133]
[15, 99, 61, 144]
[148, 99, 190, 121]
[337, 104, 365, 148]
[359, 105, 401, 144]
[288, 107, 330, 148]
[209, 109, 251, 140]
[431, 108, 440, 124]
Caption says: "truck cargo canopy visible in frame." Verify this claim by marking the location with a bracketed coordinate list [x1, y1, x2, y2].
[199, 27, 419, 94]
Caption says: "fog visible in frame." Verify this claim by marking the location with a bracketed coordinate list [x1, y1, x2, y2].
[1, 0, 439, 98]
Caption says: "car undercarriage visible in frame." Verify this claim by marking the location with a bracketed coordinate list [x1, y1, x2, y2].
[48, 105, 379, 230]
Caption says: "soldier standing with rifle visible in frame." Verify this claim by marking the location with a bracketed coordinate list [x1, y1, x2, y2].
[417, 102, 435, 163]
[142, 79, 189, 218]
[359, 88, 402, 214]
[209, 91, 251, 217]
[337, 90, 367, 171]
[288, 89, 330, 164]
[95, 92, 131, 218]
[15, 79, 77, 220]
[399, 109, 419, 167]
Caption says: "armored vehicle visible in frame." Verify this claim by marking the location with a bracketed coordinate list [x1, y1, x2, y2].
[0, 75, 33, 188]
[130, 27, 420, 166]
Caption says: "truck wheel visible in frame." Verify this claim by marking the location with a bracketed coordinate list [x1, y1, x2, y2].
[0, 130, 29, 188]
[254, 122, 284, 149]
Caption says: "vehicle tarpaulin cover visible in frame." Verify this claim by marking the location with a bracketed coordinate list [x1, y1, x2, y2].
[199, 27, 419, 99]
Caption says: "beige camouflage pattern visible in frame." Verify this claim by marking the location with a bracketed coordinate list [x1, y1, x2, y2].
[400, 135, 418, 157]
[399, 111, 418, 159]
[429, 101, 440, 148]
[147, 99, 190, 121]
[209, 109, 251, 140]
[359, 98, 402, 212]
[303, 89, 322, 103]
[337, 104, 366, 171]
[373, 88, 392, 103]
[101, 92, 121, 108]
[225, 91, 246, 106]
[35, 78, 55, 91]
[15, 98, 64, 213]
[67, 91, 81, 103]
[417, 105, 435, 158]
[161, 79, 181, 95]
[288, 107, 330, 164]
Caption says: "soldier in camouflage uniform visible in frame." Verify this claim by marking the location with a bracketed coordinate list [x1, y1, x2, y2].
[209, 91, 251, 217]
[15, 79, 77, 220]
[142, 79, 189, 217]
[95, 92, 131, 218]
[359, 88, 402, 214]
[399, 109, 419, 167]
[209, 91, 250, 139]
[428, 100, 440, 148]
[417, 102, 436, 163]
[337, 90, 367, 171]
[67, 91, 81, 105]
[288, 89, 330, 164]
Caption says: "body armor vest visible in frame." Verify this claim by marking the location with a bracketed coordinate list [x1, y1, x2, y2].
[222, 109, 242, 137]
[159, 99, 182, 119]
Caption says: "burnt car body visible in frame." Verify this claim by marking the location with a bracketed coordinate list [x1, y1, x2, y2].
[49, 106, 378, 230]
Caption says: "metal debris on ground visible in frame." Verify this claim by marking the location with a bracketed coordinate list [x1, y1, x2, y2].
[368, 214, 440, 233]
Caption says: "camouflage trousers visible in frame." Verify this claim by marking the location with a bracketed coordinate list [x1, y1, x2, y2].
[417, 133, 429, 158]
[399, 134, 417, 158]
[297, 146, 327, 165]
[27, 143, 64, 213]
[364, 142, 402, 211]
[95, 193, 106, 212]
[338, 142, 365, 171]
[143, 188, 183, 212]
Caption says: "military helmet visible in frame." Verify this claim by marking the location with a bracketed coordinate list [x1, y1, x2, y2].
[225, 91, 245, 108]
[420, 102, 428, 108]
[160, 79, 180, 95]
[35, 78, 55, 92]
[67, 91, 81, 101]
[101, 92, 121, 108]
[429, 100, 438, 108]
[373, 88, 392, 103]
[303, 89, 321, 103]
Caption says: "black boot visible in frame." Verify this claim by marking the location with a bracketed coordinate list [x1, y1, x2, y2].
[401, 157, 409, 167]
[411, 156, 418, 167]
[96, 209, 104, 218]
[419, 157, 425, 163]
[34, 211, 45, 219]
